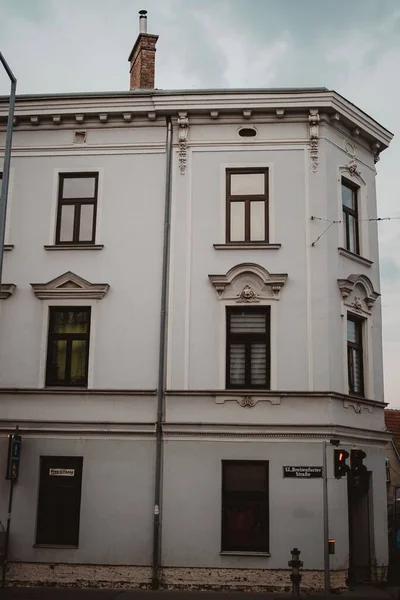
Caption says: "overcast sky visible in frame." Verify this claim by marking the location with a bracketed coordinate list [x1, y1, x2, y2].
[0, 0, 399, 407]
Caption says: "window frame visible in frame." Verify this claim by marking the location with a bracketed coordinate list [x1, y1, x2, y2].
[35, 456, 83, 547]
[347, 313, 364, 397]
[226, 306, 271, 390]
[45, 306, 91, 388]
[221, 460, 269, 553]
[55, 172, 99, 245]
[226, 168, 269, 244]
[342, 178, 360, 255]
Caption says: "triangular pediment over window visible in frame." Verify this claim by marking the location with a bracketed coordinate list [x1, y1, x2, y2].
[31, 271, 109, 300]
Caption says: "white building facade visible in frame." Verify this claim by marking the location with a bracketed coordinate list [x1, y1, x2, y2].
[0, 25, 394, 591]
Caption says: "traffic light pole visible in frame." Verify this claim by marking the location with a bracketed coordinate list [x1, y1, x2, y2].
[1, 478, 14, 588]
[323, 441, 330, 598]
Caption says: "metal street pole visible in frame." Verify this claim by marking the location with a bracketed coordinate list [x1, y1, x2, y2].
[0, 53, 17, 288]
[323, 440, 330, 598]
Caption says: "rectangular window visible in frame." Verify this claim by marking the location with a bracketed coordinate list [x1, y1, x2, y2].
[56, 173, 98, 244]
[222, 461, 269, 552]
[36, 456, 83, 546]
[342, 179, 359, 254]
[347, 315, 364, 396]
[226, 307, 270, 389]
[226, 168, 268, 243]
[46, 307, 91, 387]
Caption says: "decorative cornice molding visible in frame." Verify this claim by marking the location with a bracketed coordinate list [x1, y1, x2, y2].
[0, 284, 16, 299]
[214, 395, 281, 407]
[338, 274, 380, 311]
[30, 271, 110, 300]
[343, 400, 373, 414]
[1, 91, 392, 151]
[209, 263, 288, 301]
[0, 388, 156, 396]
[177, 111, 189, 174]
[162, 423, 391, 444]
[309, 109, 320, 173]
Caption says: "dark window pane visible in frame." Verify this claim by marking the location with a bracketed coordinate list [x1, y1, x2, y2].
[231, 173, 264, 195]
[229, 344, 245, 385]
[46, 308, 90, 387]
[227, 308, 270, 390]
[347, 319, 356, 343]
[222, 462, 269, 552]
[230, 202, 245, 242]
[230, 312, 266, 334]
[79, 205, 94, 241]
[53, 310, 89, 334]
[59, 205, 75, 242]
[224, 463, 267, 491]
[347, 317, 364, 396]
[63, 177, 96, 198]
[348, 215, 357, 253]
[70, 340, 87, 384]
[250, 201, 265, 241]
[342, 180, 359, 254]
[342, 183, 354, 208]
[56, 173, 98, 244]
[251, 344, 267, 385]
[227, 169, 268, 243]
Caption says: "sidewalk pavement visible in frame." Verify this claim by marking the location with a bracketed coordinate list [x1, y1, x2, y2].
[0, 587, 399, 600]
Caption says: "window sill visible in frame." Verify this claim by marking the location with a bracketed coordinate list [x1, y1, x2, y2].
[33, 544, 78, 549]
[4, 244, 14, 251]
[348, 392, 365, 399]
[44, 244, 104, 251]
[214, 243, 281, 250]
[338, 247, 372, 267]
[220, 551, 271, 557]
[45, 386, 88, 391]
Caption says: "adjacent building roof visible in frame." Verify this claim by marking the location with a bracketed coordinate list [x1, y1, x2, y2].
[385, 409, 400, 457]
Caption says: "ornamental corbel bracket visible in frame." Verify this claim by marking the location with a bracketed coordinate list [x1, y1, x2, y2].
[177, 112, 190, 175]
[0, 284, 16, 299]
[309, 109, 320, 173]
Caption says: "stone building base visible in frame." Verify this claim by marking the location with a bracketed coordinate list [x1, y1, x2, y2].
[6, 562, 348, 592]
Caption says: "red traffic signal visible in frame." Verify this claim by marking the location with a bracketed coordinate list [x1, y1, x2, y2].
[351, 449, 367, 475]
[334, 449, 350, 479]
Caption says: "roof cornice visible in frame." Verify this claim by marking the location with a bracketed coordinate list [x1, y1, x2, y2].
[0, 89, 393, 151]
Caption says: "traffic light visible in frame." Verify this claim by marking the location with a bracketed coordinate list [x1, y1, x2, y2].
[334, 449, 350, 479]
[351, 449, 367, 476]
[5, 432, 22, 481]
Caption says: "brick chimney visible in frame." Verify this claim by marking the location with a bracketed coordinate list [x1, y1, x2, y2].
[128, 10, 158, 90]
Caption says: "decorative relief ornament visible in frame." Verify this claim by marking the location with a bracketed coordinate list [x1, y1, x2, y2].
[177, 112, 189, 175]
[239, 396, 256, 408]
[351, 296, 363, 311]
[309, 109, 320, 173]
[236, 285, 259, 303]
[347, 162, 362, 178]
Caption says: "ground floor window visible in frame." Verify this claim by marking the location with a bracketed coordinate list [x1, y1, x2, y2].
[35, 456, 83, 546]
[221, 460, 269, 552]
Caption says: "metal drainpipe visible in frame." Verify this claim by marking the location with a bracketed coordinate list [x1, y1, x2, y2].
[0, 53, 17, 289]
[152, 116, 173, 590]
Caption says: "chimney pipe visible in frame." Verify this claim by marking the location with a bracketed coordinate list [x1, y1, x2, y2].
[128, 10, 158, 90]
[139, 10, 147, 34]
